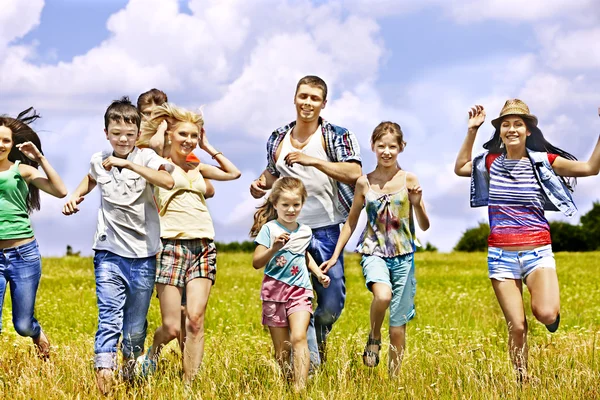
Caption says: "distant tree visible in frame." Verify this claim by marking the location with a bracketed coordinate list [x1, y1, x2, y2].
[454, 222, 490, 252]
[215, 241, 256, 252]
[65, 245, 81, 257]
[416, 241, 438, 252]
[580, 201, 600, 250]
[549, 221, 589, 252]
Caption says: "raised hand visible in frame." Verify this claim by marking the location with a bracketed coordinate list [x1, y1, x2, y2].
[272, 233, 290, 251]
[407, 185, 423, 206]
[198, 126, 210, 151]
[16, 141, 43, 162]
[468, 105, 486, 129]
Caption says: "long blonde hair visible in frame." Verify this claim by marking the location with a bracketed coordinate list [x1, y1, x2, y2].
[249, 177, 308, 237]
[137, 102, 204, 148]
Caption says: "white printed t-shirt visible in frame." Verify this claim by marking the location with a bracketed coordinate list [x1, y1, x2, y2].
[89, 147, 174, 258]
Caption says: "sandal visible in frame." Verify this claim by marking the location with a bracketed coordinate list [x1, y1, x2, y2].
[33, 330, 50, 361]
[362, 336, 381, 367]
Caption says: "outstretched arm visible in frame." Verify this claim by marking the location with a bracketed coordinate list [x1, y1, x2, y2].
[320, 176, 368, 273]
[17, 142, 68, 198]
[455, 105, 486, 177]
[551, 110, 600, 177]
[63, 174, 97, 215]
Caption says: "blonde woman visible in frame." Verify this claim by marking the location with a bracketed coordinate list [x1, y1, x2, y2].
[137, 103, 241, 383]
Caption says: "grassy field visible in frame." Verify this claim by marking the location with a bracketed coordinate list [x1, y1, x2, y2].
[0, 252, 599, 399]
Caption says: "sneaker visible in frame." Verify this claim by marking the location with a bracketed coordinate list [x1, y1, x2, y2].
[135, 347, 157, 378]
[545, 313, 560, 333]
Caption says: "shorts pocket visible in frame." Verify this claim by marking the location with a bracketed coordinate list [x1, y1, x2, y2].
[263, 302, 277, 318]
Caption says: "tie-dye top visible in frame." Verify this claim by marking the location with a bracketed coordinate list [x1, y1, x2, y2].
[356, 174, 415, 257]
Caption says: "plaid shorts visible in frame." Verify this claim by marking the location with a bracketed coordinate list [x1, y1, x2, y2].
[156, 238, 216, 287]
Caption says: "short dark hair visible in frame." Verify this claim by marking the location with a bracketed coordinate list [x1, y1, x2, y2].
[295, 75, 328, 101]
[136, 88, 168, 111]
[104, 96, 141, 130]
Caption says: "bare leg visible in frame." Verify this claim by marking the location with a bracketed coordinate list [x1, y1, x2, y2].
[388, 325, 406, 377]
[491, 279, 528, 380]
[525, 268, 560, 327]
[182, 278, 212, 384]
[364, 283, 391, 367]
[149, 284, 183, 360]
[288, 311, 311, 392]
[268, 327, 292, 382]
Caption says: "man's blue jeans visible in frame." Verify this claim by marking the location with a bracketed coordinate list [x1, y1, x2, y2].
[93, 250, 156, 369]
[0, 239, 43, 339]
[306, 224, 346, 366]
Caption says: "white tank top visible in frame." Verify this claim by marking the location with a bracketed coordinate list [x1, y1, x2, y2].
[275, 126, 344, 228]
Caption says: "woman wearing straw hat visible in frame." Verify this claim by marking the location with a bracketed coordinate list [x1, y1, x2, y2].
[454, 99, 600, 381]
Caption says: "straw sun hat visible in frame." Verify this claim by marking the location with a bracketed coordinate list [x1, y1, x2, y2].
[491, 99, 538, 128]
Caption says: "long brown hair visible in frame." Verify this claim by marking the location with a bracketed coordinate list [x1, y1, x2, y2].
[371, 121, 406, 150]
[249, 177, 307, 237]
[0, 107, 43, 213]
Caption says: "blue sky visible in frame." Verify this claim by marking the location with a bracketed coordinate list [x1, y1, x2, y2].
[2, 0, 599, 255]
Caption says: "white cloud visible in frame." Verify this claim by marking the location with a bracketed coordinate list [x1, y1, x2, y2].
[0, 0, 44, 49]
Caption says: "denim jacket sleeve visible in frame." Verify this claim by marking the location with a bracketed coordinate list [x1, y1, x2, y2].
[470, 151, 490, 208]
[527, 150, 577, 217]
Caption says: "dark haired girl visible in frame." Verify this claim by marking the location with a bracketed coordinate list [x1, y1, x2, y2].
[0, 108, 67, 359]
[454, 99, 600, 381]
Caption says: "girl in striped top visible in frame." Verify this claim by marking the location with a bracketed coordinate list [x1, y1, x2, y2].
[455, 99, 600, 381]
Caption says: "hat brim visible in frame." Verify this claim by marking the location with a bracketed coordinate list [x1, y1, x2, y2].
[491, 113, 538, 128]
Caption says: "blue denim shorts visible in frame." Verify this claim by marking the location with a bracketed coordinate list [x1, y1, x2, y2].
[361, 253, 416, 327]
[487, 244, 555, 281]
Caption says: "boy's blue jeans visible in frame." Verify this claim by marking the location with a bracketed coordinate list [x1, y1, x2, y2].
[93, 250, 156, 370]
[306, 224, 346, 366]
[0, 239, 43, 339]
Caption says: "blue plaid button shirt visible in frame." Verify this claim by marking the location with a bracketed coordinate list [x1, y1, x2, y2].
[265, 118, 361, 217]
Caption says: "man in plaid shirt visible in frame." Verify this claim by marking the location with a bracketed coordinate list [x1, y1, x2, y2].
[250, 75, 362, 366]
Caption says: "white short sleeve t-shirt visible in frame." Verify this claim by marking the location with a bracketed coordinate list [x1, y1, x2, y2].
[88, 147, 174, 258]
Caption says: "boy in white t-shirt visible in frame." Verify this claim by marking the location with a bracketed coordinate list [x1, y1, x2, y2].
[63, 97, 174, 395]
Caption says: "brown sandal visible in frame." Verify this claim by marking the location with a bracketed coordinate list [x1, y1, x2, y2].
[362, 336, 381, 367]
[33, 330, 50, 361]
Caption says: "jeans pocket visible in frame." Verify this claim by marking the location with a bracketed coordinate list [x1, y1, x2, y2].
[16, 243, 41, 263]
[93, 251, 110, 268]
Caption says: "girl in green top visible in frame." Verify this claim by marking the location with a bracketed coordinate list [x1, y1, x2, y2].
[0, 108, 67, 359]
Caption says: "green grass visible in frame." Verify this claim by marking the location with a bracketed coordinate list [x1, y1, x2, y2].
[0, 252, 599, 399]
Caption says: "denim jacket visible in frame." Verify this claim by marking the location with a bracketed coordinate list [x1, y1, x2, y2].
[470, 150, 577, 217]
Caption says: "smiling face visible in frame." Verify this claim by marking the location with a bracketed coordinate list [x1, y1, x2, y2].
[0, 125, 14, 163]
[294, 84, 326, 123]
[105, 120, 140, 158]
[274, 189, 304, 225]
[372, 132, 402, 167]
[169, 121, 199, 157]
[499, 115, 530, 150]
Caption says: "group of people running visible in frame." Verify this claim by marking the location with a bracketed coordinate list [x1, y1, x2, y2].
[0, 75, 599, 394]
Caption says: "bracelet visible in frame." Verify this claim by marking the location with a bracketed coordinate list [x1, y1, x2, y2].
[211, 152, 223, 159]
